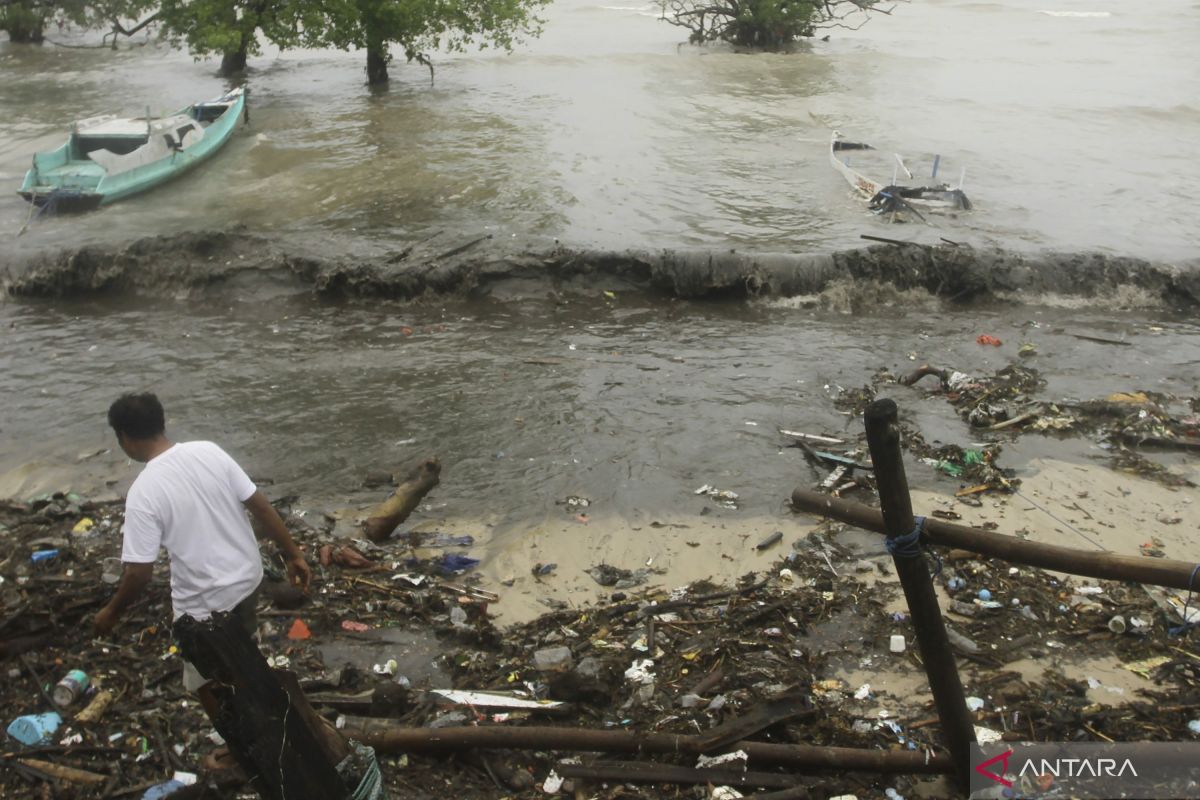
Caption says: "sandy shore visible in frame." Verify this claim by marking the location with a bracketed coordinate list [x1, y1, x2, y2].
[392, 457, 1200, 626]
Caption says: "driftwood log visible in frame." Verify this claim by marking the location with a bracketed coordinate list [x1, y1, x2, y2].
[363, 457, 441, 542]
[174, 612, 350, 800]
[13, 758, 107, 784]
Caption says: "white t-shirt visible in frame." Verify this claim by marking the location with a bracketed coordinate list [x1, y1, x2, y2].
[122, 441, 264, 620]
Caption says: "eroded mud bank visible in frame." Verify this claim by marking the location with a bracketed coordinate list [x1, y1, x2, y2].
[5, 229, 1199, 307]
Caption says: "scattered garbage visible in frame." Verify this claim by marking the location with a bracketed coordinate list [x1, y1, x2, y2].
[694, 485, 739, 509]
[51, 669, 89, 708]
[2, 468, 1199, 799]
[1108, 615, 1127, 634]
[755, 531, 783, 550]
[889, 635, 906, 653]
[533, 646, 574, 673]
[7, 712, 62, 745]
[542, 769, 564, 793]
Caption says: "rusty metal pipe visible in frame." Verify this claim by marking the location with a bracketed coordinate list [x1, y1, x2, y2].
[340, 720, 952, 774]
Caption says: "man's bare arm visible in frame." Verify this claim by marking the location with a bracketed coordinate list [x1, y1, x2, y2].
[243, 490, 312, 590]
[94, 562, 153, 635]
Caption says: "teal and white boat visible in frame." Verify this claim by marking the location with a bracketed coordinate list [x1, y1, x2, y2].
[18, 87, 246, 212]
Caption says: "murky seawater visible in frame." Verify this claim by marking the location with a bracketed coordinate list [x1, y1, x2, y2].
[3, 291, 1196, 517]
[1, 0, 1199, 258]
[0, 0, 1198, 530]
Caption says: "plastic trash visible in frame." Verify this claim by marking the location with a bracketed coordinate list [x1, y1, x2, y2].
[696, 750, 748, 769]
[542, 769, 563, 793]
[624, 659, 655, 685]
[437, 553, 480, 574]
[71, 517, 95, 535]
[101, 557, 123, 584]
[372, 659, 398, 676]
[287, 619, 311, 640]
[946, 627, 980, 654]
[1108, 615, 1127, 634]
[755, 531, 783, 550]
[976, 334, 1002, 346]
[977, 589, 992, 601]
[946, 576, 965, 591]
[533, 646, 573, 673]
[52, 669, 89, 708]
[142, 780, 185, 799]
[341, 620, 370, 632]
[30, 549, 59, 563]
[449, 606, 469, 629]
[949, 600, 977, 617]
[966, 697, 985, 712]
[1188, 720, 1200, 735]
[889, 635, 906, 653]
[7, 712, 62, 745]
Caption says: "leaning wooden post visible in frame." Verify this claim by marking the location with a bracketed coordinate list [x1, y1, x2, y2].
[864, 398, 976, 791]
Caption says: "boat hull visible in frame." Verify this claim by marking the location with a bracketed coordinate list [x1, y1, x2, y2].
[17, 89, 246, 212]
[17, 190, 103, 212]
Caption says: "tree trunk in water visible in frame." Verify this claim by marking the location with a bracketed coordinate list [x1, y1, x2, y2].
[366, 43, 389, 85]
[220, 39, 249, 75]
[4, 6, 46, 43]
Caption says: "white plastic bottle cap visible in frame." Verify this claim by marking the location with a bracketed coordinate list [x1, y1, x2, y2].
[889, 634, 906, 653]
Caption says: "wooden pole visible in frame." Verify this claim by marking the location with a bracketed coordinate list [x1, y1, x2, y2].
[339, 720, 952, 774]
[864, 398, 975, 791]
[789, 489, 1200, 592]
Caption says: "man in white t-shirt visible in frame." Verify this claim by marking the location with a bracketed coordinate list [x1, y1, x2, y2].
[93, 393, 311, 693]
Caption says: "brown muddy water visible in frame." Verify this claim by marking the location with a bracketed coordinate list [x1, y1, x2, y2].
[0, 0, 1198, 605]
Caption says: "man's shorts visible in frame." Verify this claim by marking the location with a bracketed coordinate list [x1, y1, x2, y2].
[180, 589, 260, 693]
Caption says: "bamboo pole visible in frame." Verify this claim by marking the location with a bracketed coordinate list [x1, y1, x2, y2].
[339, 721, 952, 774]
[864, 399, 975, 791]
[790, 489, 1200, 591]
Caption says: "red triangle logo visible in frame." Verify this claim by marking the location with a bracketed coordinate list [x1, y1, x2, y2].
[975, 748, 1014, 787]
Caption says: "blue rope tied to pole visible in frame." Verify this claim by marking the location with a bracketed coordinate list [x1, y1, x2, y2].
[885, 516, 941, 577]
[886, 516, 926, 558]
[1168, 563, 1200, 637]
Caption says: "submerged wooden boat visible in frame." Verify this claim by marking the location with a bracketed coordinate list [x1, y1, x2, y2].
[830, 130, 971, 221]
[18, 88, 246, 213]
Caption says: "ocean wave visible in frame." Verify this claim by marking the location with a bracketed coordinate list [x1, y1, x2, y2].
[2, 229, 1198, 310]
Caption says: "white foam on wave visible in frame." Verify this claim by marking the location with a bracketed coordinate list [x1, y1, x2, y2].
[1037, 10, 1112, 17]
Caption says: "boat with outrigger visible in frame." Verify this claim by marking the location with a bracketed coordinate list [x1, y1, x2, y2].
[18, 87, 246, 214]
[829, 130, 971, 222]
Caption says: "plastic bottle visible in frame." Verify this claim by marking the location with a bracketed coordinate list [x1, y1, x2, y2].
[52, 669, 89, 708]
[6, 712, 62, 745]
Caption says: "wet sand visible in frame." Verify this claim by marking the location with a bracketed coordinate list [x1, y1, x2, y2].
[396, 457, 1200, 626]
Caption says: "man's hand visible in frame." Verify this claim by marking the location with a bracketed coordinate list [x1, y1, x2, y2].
[93, 607, 119, 636]
[285, 554, 312, 592]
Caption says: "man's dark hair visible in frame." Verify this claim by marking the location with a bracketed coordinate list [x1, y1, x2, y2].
[107, 393, 166, 440]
